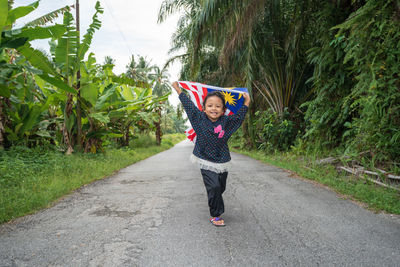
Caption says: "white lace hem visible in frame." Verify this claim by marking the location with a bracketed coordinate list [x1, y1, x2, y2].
[190, 154, 231, 173]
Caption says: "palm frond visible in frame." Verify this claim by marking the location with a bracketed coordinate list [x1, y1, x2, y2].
[162, 53, 189, 70]
[157, 0, 199, 23]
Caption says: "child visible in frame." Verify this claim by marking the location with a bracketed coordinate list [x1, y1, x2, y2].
[172, 81, 251, 227]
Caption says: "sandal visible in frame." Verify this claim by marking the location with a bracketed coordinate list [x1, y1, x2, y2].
[210, 217, 226, 227]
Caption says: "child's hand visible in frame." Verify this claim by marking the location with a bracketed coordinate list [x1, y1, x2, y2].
[243, 92, 251, 107]
[172, 81, 182, 95]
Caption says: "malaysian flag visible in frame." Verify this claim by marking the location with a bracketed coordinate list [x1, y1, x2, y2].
[177, 81, 248, 141]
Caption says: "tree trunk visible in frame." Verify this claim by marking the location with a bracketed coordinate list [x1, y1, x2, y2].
[0, 97, 5, 149]
[155, 107, 162, 146]
[124, 127, 130, 146]
[64, 93, 74, 154]
[75, 0, 82, 151]
[76, 76, 82, 151]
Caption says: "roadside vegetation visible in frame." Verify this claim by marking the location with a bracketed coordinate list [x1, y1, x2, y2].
[230, 139, 400, 215]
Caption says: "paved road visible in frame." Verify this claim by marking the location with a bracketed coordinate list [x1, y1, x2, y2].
[1, 140, 399, 266]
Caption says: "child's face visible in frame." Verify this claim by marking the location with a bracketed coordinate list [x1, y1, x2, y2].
[204, 96, 224, 122]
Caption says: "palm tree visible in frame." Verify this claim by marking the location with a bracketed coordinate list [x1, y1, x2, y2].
[126, 55, 155, 83]
[150, 66, 171, 145]
[103, 56, 115, 66]
[150, 66, 170, 97]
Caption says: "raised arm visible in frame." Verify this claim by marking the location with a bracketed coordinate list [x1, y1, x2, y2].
[243, 92, 251, 107]
[172, 81, 182, 95]
[225, 92, 250, 135]
[172, 81, 201, 127]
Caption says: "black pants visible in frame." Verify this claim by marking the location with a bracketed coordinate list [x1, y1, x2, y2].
[200, 169, 228, 217]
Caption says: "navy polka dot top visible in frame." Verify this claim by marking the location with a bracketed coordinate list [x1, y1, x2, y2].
[179, 92, 248, 163]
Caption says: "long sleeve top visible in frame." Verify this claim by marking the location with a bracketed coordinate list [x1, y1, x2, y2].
[179, 92, 248, 168]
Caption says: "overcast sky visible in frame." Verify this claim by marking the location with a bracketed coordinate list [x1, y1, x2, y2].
[14, 0, 182, 103]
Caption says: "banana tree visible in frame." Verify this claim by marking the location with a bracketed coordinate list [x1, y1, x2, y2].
[79, 55, 169, 152]
[0, 0, 74, 148]
[41, 2, 103, 154]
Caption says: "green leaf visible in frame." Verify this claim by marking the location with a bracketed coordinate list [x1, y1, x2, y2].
[6, 1, 39, 26]
[0, 37, 28, 49]
[120, 85, 136, 100]
[65, 112, 76, 133]
[77, 1, 103, 61]
[95, 84, 116, 110]
[0, 0, 8, 43]
[55, 12, 78, 74]
[89, 112, 110, 124]
[11, 25, 66, 41]
[111, 74, 149, 88]
[35, 130, 52, 138]
[18, 43, 57, 76]
[0, 83, 11, 97]
[34, 74, 46, 90]
[81, 83, 98, 106]
[39, 73, 75, 94]
[20, 104, 42, 136]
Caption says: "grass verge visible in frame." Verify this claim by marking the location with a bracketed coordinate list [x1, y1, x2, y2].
[0, 134, 185, 224]
[231, 148, 400, 215]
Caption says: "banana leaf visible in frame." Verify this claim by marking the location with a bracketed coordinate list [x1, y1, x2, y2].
[80, 83, 98, 106]
[0, 0, 8, 43]
[120, 84, 136, 101]
[5, 1, 39, 27]
[18, 43, 57, 76]
[19, 104, 43, 136]
[77, 1, 103, 61]
[95, 84, 116, 110]
[0, 37, 28, 49]
[9, 25, 66, 41]
[111, 74, 149, 88]
[88, 112, 110, 124]
[55, 12, 78, 76]
[38, 73, 76, 94]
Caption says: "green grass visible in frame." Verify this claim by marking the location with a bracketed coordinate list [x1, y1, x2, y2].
[0, 134, 186, 224]
[231, 148, 400, 215]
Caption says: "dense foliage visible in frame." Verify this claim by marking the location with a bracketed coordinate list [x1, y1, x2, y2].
[0, 1, 186, 153]
[159, 0, 400, 171]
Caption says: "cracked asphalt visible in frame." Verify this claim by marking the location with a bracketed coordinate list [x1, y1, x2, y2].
[0, 140, 399, 266]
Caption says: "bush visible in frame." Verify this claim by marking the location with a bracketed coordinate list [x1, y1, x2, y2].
[253, 109, 298, 152]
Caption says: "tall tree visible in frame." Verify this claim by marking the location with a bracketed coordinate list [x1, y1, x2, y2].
[150, 66, 171, 145]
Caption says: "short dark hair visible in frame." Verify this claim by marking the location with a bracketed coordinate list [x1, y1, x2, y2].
[203, 91, 226, 110]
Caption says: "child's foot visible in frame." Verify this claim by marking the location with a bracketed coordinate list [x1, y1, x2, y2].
[210, 217, 225, 227]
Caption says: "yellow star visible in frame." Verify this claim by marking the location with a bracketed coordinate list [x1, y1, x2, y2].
[222, 91, 237, 106]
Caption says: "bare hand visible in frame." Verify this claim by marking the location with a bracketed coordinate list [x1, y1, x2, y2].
[243, 92, 251, 107]
[172, 81, 182, 94]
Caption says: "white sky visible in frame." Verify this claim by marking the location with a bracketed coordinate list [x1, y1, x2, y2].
[14, 0, 182, 104]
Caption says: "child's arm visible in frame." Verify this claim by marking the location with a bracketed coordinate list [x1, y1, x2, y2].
[172, 81, 201, 126]
[172, 81, 182, 94]
[243, 92, 251, 107]
[225, 92, 250, 134]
